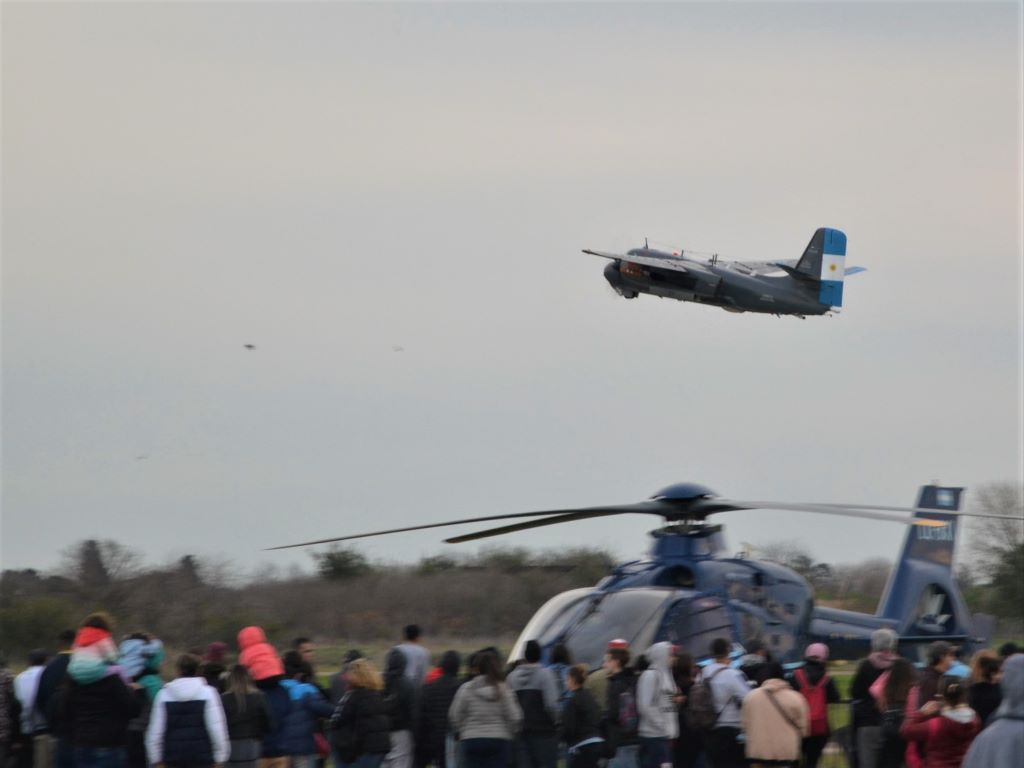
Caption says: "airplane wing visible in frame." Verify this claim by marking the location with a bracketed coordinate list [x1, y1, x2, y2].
[735, 259, 866, 277]
[582, 249, 693, 275]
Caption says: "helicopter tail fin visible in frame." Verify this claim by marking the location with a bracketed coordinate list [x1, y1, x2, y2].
[876, 486, 973, 641]
[794, 227, 847, 307]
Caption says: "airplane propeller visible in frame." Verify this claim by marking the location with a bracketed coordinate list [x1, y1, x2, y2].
[266, 482, 1022, 551]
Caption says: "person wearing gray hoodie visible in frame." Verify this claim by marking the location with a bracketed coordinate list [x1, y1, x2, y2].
[962, 653, 1024, 768]
[635, 642, 679, 768]
[507, 641, 560, 768]
[449, 652, 522, 768]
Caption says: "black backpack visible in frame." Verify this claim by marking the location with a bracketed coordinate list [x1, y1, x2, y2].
[684, 667, 727, 731]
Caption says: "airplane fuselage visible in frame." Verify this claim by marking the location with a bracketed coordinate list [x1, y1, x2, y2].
[602, 248, 832, 316]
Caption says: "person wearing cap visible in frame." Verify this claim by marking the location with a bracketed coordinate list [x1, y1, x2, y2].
[790, 643, 839, 768]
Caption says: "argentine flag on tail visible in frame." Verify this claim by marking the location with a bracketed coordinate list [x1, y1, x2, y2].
[818, 228, 847, 307]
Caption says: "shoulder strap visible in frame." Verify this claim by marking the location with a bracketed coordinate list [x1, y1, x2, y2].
[707, 667, 733, 719]
[765, 689, 802, 735]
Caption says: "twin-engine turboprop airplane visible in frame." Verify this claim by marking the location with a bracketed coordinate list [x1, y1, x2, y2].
[585, 227, 865, 316]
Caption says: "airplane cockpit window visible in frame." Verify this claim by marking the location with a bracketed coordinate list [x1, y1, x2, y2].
[560, 590, 673, 669]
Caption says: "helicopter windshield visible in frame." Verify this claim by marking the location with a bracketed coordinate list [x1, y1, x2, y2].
[559, 589, 675, 669]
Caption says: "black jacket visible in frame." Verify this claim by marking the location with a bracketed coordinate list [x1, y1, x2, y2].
[60, 675, 141, 748]
[417, 655, 461, 762]
[37, 654, 72, 737]
[330, 688, 391, 761]
[221, 692, 273, 741]
[383, 649, 416, 733]
[562, 688, 602, 748]
[851, 659, 889, 728]
[603, 669, 638, 748]
[968, 681, 1001, 725]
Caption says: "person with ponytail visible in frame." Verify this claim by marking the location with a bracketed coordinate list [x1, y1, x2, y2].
[900, 676, 980, 768]
[448, 651, 522, 768]
[221, 665, 273, 768]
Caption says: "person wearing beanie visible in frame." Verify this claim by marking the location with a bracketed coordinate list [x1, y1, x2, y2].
[201, 643, 228, 693]
[791, 643, 839, 768]
[507, 641, 560, 768]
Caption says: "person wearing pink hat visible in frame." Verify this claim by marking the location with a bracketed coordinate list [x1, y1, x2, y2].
[791, 643, 840, 768]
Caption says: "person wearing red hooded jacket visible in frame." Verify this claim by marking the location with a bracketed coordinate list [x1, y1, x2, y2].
[900, 677, 980, 768]
[237, 627, 291, 768]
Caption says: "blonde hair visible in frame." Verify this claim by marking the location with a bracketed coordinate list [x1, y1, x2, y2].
[347, 658, 385, 691]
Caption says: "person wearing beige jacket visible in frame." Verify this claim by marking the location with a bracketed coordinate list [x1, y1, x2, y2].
[740, 663, 809, 767]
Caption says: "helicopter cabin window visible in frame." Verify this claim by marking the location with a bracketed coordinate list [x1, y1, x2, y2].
[661, 596, 734, 658]
[560, 590, 673, 670]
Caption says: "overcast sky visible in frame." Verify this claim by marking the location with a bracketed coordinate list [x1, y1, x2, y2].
[2, 2, 1021, 579]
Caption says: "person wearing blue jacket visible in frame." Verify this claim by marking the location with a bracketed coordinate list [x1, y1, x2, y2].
[280, 651, 334, 768]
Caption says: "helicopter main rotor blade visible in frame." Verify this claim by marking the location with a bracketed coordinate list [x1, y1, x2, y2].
[800, 502, 1022, 521]
[706, 499, 949, 527]
[444, 501, 669, 544]
[266, 501, 669, 550]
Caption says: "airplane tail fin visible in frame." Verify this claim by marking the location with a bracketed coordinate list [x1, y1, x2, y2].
[876, 486, 975, 646]
[795, 227, 847, 307]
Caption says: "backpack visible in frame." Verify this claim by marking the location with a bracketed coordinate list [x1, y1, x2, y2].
[684, 667, 727, 731]
[795, 668, 829, 737]
[617, 684, 638, 735]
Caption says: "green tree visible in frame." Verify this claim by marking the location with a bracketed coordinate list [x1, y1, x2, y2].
[311, 547, 372, 580]
[967, 483, 1024, 619]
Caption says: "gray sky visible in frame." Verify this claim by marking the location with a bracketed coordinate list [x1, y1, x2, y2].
[2, 2, 1021, 578]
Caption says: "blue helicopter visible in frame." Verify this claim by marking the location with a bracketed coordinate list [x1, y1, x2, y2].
[271, 484, 1012, 667]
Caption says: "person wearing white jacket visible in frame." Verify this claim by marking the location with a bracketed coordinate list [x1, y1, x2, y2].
[635, 642, 679, 768]
[145, 654, 229, 768]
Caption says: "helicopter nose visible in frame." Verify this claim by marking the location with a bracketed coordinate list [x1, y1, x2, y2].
[651, 483, 717, 501]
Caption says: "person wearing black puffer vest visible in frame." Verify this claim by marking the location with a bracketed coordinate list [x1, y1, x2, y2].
[145, 654, 229, 768]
